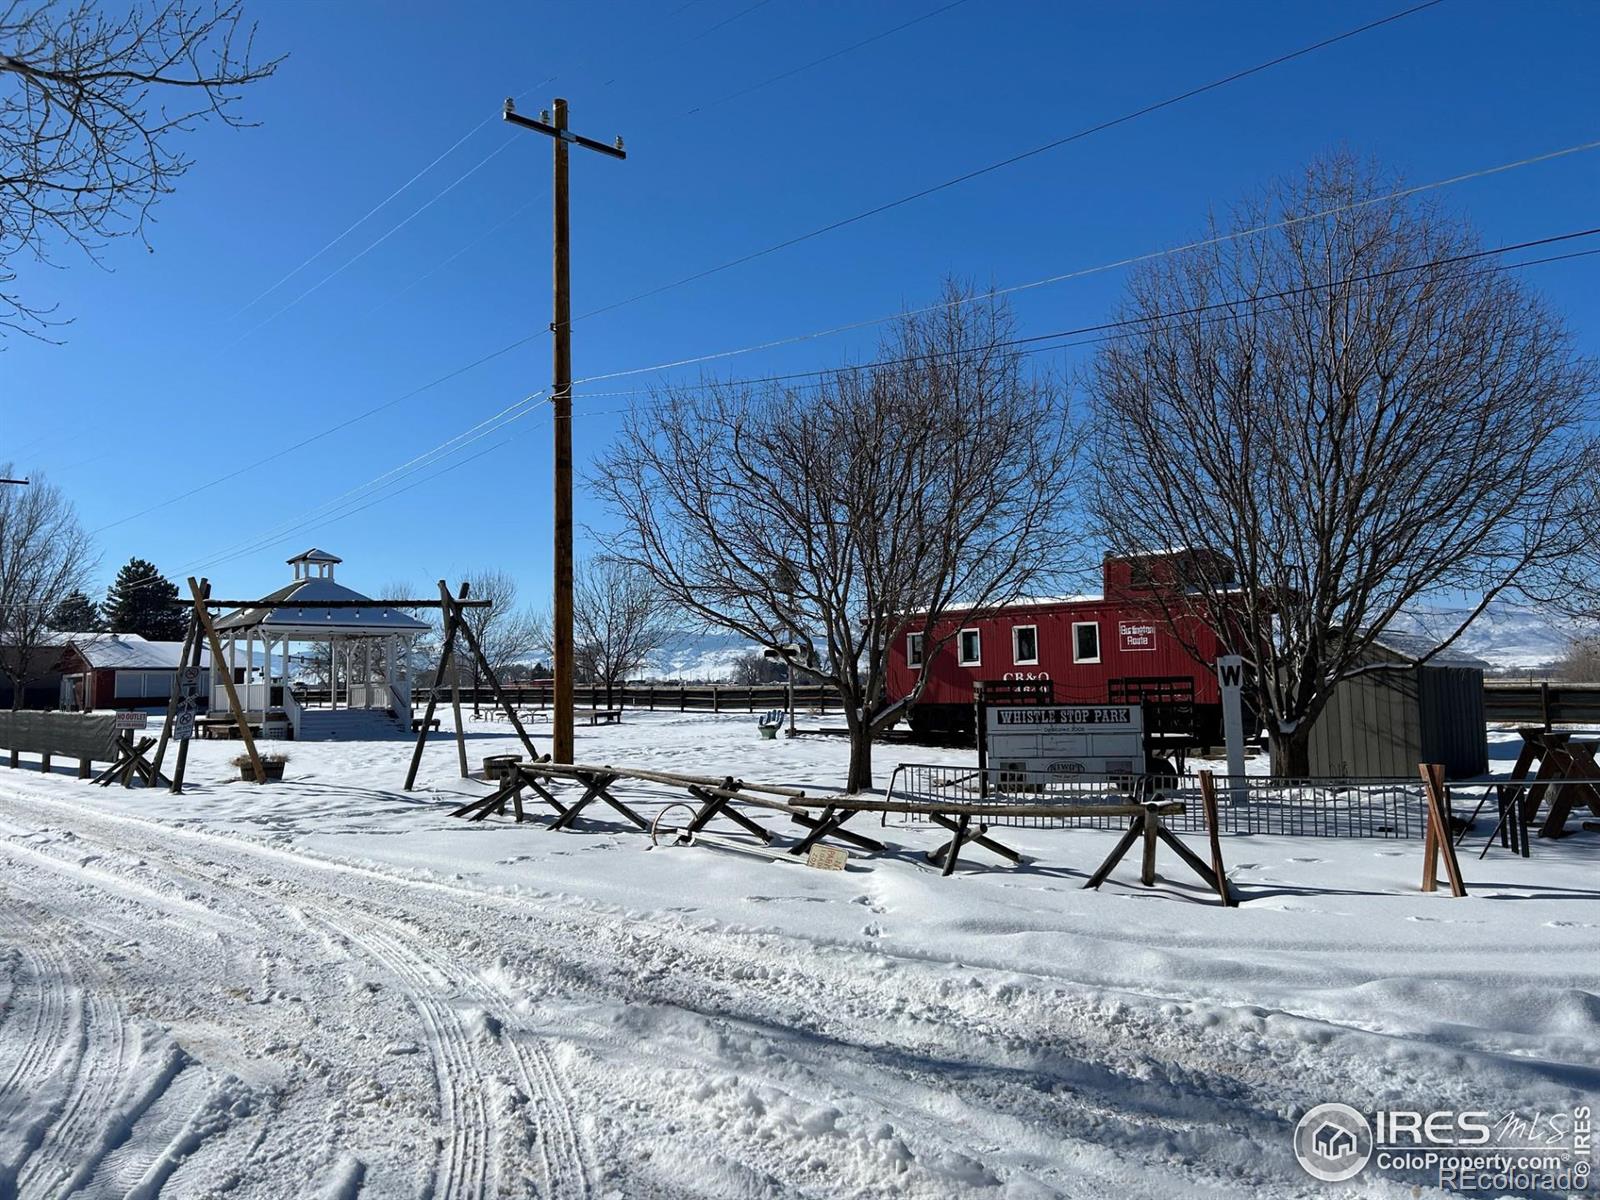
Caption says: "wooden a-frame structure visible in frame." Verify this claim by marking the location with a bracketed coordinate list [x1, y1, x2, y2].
[403, 579, 544, 790]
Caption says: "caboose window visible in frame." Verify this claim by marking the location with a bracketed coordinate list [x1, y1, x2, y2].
[1072, 621, 1101, 664]
[906, 632, 925, 668]
[958, 628, 981, 666]
[1012, 625, 1038, 665]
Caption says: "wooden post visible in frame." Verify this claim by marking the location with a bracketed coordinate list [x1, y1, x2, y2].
[450, 588, 543, 764]
[1418, 763, 1467, 897]
[1198, 771, 1236, 906]
[188, 577, 265, 783]
[403, 580, 468, 791]
[1140, 808, 1158, 885]
[151, 599, 202, 778]
[169, 605, 208, 795]
[450, 675, 469, 778]
[77, 759, 90, 779]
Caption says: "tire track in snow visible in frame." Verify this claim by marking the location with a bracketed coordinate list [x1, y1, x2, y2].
[14, 928, 130, 1200]
[377, 919, 591, 1200]
[309, 914, 493, 1200]
[0, 911, 79, 1195]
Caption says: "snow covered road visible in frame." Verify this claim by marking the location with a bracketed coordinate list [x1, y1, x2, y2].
[0, 715, 1595, 1197]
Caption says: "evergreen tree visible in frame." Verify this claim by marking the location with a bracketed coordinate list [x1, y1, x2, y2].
[104, 558, 185, 641]
[50, 589, 102, 632]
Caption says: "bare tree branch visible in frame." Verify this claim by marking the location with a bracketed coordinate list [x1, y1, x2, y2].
[0, 0, 282, 337]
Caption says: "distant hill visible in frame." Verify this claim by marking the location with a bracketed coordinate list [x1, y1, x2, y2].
[640, 630, 755, 682]
[1386, 600, 1576, 671]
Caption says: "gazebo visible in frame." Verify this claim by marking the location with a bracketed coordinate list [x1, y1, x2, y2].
[211, 549, 430, 740]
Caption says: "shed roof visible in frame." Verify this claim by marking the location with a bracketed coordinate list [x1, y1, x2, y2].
[1369, 630, 1489, 670]
[70, 633, 212, 670]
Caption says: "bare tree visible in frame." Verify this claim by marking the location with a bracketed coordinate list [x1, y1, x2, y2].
[595, 283, 1078, 791]
[1557, 635, 1600, 683]
[1, 0, 282, 337]
[459, 569, 540, 706]
[572, 558, 672, 706]
[0, 468, 94, 707]
[1085, 153, 1597, 775]
[728, 651, 786, 686]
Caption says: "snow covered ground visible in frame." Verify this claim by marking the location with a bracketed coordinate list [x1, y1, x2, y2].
[0, 713, 1595, 1198]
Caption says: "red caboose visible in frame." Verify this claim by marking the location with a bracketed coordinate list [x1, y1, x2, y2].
[886, 549, 1240, 744]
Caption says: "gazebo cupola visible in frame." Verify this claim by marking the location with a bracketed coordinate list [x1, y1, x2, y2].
[290, 547, 342, 581]
[211, 549, 430, 740]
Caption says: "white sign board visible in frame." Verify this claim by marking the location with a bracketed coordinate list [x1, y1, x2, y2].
[1216, 656, 1247, 792]
[114, 711, 148, 731]
[984, 704, 1145, 779]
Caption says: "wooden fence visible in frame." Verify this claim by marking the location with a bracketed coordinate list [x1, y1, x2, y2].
[1482, 681, 1600, 726]
[413, 680, 843, 714]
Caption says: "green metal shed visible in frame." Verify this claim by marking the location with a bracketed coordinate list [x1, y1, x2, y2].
[1305, 633, 1488, 779]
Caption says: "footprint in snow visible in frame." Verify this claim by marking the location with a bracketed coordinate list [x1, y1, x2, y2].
[1286, 857, 1326, 864]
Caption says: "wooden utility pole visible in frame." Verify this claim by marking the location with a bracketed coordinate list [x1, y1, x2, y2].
[503, 95, 625, 766]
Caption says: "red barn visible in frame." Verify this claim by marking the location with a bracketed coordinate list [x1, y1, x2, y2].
[886, 549, 1241, 744]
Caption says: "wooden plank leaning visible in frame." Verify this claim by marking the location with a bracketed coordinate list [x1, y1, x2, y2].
[404, 581, 468, 791]
[1418, 763, 1467, 897]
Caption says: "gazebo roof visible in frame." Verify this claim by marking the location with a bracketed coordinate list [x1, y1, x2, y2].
[289, 547, 342, 565]
[214, 576, 430, 637]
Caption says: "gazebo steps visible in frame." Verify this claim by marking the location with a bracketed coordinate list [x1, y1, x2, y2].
[297, 708, 407, 742]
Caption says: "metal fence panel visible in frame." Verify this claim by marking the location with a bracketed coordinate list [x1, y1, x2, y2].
[887, 763, 1433, 839]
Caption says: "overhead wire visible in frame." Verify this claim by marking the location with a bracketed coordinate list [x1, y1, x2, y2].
[562, 230, 1600, 401]
[571, 0, 1450, 323]
[685, 0, 973, 116]
[182, 231, 1600, 571]
[564, 136, 1600, 390]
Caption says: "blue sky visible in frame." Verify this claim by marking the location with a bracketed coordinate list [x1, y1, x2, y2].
[5, 0, 1598, 605]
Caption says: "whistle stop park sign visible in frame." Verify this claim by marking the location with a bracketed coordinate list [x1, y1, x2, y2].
[984, 704, 1145, 780]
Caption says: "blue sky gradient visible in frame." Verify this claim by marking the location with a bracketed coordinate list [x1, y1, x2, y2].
[5, 0, 1598, 603]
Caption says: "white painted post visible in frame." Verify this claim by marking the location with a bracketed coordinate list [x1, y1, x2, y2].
[1216, 655, 1247, 803]
[329, 638, 337, 710]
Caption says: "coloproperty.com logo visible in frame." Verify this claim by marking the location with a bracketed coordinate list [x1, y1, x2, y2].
[1292, 1102, 1593, 1192]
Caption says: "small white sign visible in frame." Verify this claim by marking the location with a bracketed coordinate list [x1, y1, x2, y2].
[805, 845, 848, 871]
[114, 711, 148, 731]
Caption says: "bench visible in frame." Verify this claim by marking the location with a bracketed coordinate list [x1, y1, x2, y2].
[577, 708, 623, 726]
[411, 716, 442, 732]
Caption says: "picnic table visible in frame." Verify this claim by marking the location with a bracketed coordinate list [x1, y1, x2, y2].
[1494, 727, 1600, 842]
[577, 708, 623, 726]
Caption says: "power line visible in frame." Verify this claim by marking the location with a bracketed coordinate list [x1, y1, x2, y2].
[573, 0, 1449, 323]
[697, 0, 778, 39]
[183, 390, 550, 573]
[186, 233, 1600, 576]
[685, 0, 972, 116]
[566, 136, 1600, 390]
[565, 229, 1600, 400]
[197, 439, 514, 570]
[91, 332, 544, 535]
[233, 73, 558, 318]
[86, 134, 1597, 536]
[231, 140, 517, 345]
